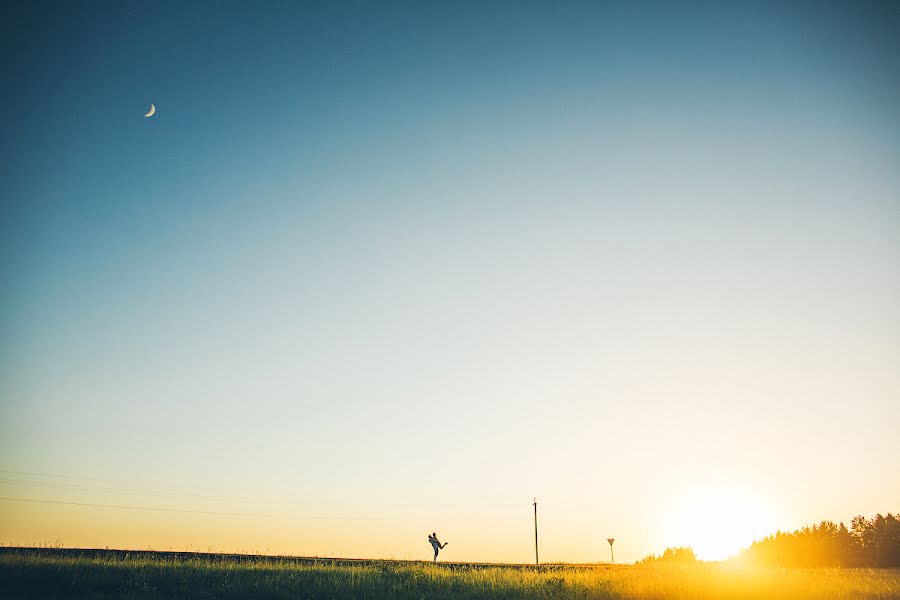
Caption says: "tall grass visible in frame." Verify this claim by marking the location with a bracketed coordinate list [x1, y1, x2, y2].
[1, 549, 897, 599]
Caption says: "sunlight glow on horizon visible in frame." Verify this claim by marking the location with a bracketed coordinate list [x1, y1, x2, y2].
[667, 484, 780, 561]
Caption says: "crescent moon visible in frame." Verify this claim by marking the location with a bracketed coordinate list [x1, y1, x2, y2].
[144, 104, 156, 117]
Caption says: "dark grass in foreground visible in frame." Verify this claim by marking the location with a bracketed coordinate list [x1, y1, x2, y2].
[1, 548, 898, 600]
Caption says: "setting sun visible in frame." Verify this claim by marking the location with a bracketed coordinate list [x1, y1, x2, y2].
[668, 485, 779, 561]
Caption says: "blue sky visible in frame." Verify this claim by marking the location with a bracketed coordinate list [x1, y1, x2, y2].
[2, 1, 899, 562]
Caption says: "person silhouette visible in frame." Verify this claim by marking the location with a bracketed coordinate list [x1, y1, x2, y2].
[428, 532, 448, 562]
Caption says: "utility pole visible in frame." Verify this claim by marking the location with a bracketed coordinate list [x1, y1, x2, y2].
[532, 498, 540, 565]
[607, 538, 615, 563]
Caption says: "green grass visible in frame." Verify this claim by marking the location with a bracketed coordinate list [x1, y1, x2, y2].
[1, 549, 898, 599]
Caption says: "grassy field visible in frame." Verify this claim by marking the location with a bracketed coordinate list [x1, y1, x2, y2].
[1, 548, 898, 599]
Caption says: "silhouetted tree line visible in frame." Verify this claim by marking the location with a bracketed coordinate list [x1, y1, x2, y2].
[741, 513, 900, 568]
[638, 546, 697, 565]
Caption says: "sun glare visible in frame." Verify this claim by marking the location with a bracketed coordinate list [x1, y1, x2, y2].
[668, 484, 777, 561]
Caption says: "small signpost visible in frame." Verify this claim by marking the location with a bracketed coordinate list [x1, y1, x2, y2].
[607, 538, 615, 563]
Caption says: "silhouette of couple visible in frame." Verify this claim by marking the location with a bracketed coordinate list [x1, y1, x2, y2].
[428, 532, 448, 562]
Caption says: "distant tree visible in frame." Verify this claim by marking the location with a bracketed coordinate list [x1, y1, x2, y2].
[740, 513, 899, 568]
[638, 547, 697, 565]
[853, 513, 900, 567]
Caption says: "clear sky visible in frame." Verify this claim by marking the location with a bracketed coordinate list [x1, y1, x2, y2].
[1, 1, 898, 563]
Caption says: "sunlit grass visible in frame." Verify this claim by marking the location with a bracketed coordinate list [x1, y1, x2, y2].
[1, 549, 897, 599]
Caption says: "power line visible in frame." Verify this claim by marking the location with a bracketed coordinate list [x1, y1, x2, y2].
[0, 497, 271, 518]
[0, 469, 248, 501]
[0, 468, 528, 512]
[0, 478, 249, 502]
[0, 497, 391, 521]
[0, 469, 113, 482]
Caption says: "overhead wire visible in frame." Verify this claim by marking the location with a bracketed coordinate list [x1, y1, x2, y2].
[0, 496, 392, 521]
[0, 469, 249, 501]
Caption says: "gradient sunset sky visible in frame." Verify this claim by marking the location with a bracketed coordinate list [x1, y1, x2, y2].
[2, 1, 898, 563]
